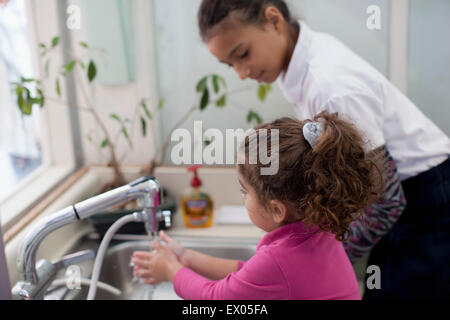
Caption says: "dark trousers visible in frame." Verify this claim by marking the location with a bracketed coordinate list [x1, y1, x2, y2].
[364, 156, 450, 300]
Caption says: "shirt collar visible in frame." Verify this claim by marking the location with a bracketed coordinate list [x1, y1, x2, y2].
[257, 220, 320, 249]
[278, 20, 313, 104]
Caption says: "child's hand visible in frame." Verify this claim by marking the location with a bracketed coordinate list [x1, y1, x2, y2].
[131, 240, 183, 284]
[159, 230, 190, 267]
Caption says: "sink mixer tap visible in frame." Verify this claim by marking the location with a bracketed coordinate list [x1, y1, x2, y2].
[12, 176, 168, 300]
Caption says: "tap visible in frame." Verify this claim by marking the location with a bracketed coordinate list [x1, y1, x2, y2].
[12, 176, 165, 300]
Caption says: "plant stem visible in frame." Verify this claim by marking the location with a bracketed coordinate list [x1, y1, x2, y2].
[45, 96, 91, 113]
[158, 105, 198, 165]
[74, 66, 126, 186]
[155, 86, 254, 167]
[118, 96, 141, 163]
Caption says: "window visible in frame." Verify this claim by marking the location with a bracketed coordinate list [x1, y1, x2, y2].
[0, 0, 42, 202]
[1, 0, 76, 233]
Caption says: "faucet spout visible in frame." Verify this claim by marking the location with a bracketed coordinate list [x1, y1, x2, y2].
[13, 176, 162, 300]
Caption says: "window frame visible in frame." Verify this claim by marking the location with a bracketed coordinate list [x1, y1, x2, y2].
[1, 0, 77, 233]
[388, 0, 409, 93]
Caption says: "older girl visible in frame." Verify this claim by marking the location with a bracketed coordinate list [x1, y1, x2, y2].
[195, 0, 450, 300]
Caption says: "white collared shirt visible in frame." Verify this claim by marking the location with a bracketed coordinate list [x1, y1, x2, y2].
[278, 21, 450, 181]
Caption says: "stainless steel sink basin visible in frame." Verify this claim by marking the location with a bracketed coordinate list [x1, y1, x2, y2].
[58, 236, 258, 300]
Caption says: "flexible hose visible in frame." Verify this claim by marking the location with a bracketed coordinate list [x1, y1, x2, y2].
[49, 278, 122, 297]
[87, 214, 137, 300]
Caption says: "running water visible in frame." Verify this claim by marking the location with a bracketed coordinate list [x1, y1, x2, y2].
[129, 207, 159, 299]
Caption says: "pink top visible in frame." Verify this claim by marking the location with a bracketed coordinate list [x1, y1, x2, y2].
[173, 221, 361, 300]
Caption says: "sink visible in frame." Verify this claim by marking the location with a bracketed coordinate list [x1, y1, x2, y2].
[56, 236, 258, 300]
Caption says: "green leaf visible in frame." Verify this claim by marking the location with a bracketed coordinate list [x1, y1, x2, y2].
[196, 76, 208, 93]
[122, 127, 129, 140]
[15, 85, 24, 97]
[247, 111, 263, 125]
[20, 77, 35, 83]
[212, 75, 220, 94]
[122, 127, 133, 149]
[140, 117, 147, 137]
[36, 88, 45, 107]
[19, 87, 33, 115]
[257, 84, 272, 102]
[200, 88, 210, 111]
[218, 76, 227, 89]
[63, 60, 76, 74]
[87, 60, 97, 82]
[216, 94, 226, 107]
[79, 42, 89, 49]
[44, 59, 50, 77]
[39, 42, 47, 56]
[140, 100, 152, 120]
[101, 139, 109, 148]
[258, 84, 267, 102]
[110, 113, 121, 123]
[16, 86, 26, 114]
[21, 100, 33, 115]
[158, 98, 165, 110]
[56, 78, 61, 97]
[51, 36, 60, 48]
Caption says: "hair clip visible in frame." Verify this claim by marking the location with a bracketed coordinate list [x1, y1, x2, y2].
[303, 122, 324, 148]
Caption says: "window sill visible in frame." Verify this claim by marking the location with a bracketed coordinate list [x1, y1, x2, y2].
[1, 164, 76, 235]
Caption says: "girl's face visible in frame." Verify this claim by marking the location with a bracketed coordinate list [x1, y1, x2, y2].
[206, 20, 292, 84]
[238, 172, 283, 232]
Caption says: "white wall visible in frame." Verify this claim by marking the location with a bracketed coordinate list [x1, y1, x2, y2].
[152, 0, 296, 165]
[64, 0, 159, 166]
[36, 0, 449, 167]
[408, 0, 450, 136]
[152, 0, 391, 164]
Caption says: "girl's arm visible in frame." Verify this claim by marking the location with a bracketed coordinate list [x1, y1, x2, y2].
[343, 146, 407, 264]
[152, 231, 243, 280]
[173, 248, 287, 300]
[181, 249, 240, 280]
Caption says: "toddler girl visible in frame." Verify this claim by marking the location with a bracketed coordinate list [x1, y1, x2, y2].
[132, 111, 382, 300]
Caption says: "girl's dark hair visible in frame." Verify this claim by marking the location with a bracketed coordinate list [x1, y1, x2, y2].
[238, 111, 385, 242]
[198, 0, 294, 41]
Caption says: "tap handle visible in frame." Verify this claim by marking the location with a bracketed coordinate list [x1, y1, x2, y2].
[53, 249, 95, 271]
[128, 176, 156, 187]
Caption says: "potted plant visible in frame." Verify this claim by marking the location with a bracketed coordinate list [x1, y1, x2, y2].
[11, 36, 272, 235]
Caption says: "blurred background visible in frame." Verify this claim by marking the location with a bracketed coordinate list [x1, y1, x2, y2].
[0, 0, 449, 222]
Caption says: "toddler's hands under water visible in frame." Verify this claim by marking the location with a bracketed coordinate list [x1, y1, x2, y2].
[131, 231, 185, 284]
[159, 230, 190, 266]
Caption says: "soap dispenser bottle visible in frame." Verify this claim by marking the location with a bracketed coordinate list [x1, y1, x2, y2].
[181, 165, 214, 228]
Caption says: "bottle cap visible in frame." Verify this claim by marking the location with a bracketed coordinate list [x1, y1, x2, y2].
[188, 165, 202, 188]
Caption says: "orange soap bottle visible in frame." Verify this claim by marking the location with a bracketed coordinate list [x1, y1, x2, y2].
[181, 165, 214, 228]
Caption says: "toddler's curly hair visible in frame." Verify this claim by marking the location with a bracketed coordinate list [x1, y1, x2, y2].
[238, 111, 384, 241]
